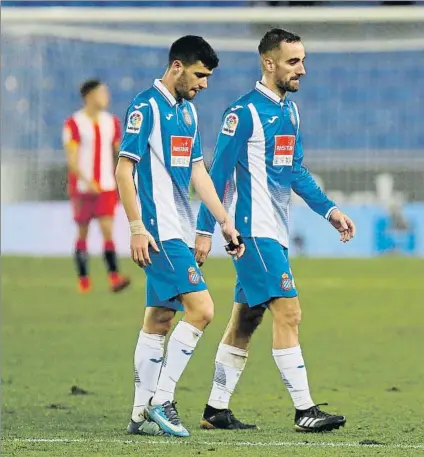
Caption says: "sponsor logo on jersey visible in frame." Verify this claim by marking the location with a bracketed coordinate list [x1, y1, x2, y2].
[188, 266, 200, 284]
[126, 110, 143, 134]
[281, 272, 292, 291]
[171, 136, 193, 167]
[273, 135, 295, 166]
[222, 113, 239, 136]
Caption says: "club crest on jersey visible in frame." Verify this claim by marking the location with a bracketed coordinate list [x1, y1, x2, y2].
[182, 107, 192, 126]
[273, 135, 295, 167]
[126, 110, 143, 134]
[222, 113, 239, 136]
[171, 136, 193, 167]
[188, 266, 200, 284]
[281, 273, 292, 291]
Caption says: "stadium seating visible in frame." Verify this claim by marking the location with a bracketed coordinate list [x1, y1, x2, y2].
[1, 36, 423, 161]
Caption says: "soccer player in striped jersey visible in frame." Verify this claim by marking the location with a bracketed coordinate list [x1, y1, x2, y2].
[115, 36, 244, 438]
[63, 80, 130, 293]
[196, 29, 355, 433]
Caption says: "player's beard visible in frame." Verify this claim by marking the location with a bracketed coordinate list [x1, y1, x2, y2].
[276, 78, 300, 93]
[175, 70, 197, 101]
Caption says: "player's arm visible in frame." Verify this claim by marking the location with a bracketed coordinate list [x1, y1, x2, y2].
[63, 119, 99, 193]
[196, 107, 253, 236]
[115, 157, 140, 222]
[192, 160, 243, 259]
[115, 101, 159, 265]
[291, 132, 355, 242]
[192, 161, 230, 228]
[291, 131, 337, 218]
[194, 107, 252, 265]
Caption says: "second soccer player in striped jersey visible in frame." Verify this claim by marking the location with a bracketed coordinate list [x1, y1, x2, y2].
[196, 29, 356, 433]
[115, 35, 244, 438]
[63, 80, 130, 293]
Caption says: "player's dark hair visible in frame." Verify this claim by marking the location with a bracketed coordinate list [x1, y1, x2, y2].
[168, 35, 219, 70]
[80, 79, 102, 98]
[258, 28, 301, 55]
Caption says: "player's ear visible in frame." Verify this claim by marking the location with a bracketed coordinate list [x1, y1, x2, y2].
[171, 60, 184, 76]
[263, 56, 275, 73]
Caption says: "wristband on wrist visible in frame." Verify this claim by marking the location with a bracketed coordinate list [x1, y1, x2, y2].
[129, 220, 146, 236]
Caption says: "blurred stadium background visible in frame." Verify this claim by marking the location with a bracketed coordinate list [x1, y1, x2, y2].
[2, 3, 424, 456]
[1, 1, 423, 257]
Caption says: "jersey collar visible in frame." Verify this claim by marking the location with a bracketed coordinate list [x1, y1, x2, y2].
[255, 81, 284, 105]
[154, 79, 177, 106]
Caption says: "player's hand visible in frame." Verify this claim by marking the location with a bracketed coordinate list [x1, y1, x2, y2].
[87, 180, 101, 194]
[329, 209, 356, 243]
[195, 234, 212, 267]
[130, 231, 160, 267]
[220, 218, 245, 260]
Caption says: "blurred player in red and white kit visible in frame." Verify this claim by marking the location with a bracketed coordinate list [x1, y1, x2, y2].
[63, 79, 130, 293]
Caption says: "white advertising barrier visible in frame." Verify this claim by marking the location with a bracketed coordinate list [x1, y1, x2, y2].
[1, 201, 228, 257]
[2, 202, 423, 257]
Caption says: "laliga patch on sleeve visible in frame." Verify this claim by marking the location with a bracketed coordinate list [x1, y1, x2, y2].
[221, 113, 239, 136]
[126, 110, 143, 134]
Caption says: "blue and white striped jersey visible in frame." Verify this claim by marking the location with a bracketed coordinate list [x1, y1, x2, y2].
[119, 79, 203, 247]
[196, 81, 336, 248]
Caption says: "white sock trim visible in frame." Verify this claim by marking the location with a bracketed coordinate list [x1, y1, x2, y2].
[216, 343, 248, 370]
[272, 345, 301, 357]
[172, 321, 203, 347]
[218, 343, 248, 358]
[139, 330, 165, 347]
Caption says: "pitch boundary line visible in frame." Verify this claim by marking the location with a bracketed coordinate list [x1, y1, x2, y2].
[5, 438, 424, 450]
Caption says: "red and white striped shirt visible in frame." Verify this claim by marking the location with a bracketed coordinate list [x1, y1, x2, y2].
[63, 110, 121, 195]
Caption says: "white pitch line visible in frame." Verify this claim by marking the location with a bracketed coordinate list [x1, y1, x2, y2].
[6, 438, 424, 450]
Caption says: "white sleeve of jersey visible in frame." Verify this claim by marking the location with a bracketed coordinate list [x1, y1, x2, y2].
[291, 101, 300, 137]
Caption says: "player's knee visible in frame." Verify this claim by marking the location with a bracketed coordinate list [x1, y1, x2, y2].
[156, 316, 174, 334]
[273, 297, 302, 328]
[196, 303, 214, 327]
[238, 306, 265, 337]
[185, 299, 214, 328]
[143, 309, 175, 336]
[99, 219, 113, 240]
[183, 291, 214, 329]
[77, 224, 89, 240]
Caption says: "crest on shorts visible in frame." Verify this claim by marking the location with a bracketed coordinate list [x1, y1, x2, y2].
[281, 272, 292, 291]
[188, 266, 200, 284]
[183, 107, 192, 126]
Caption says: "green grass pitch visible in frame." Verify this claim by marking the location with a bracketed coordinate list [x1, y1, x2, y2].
[2, 256, 424, 456]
